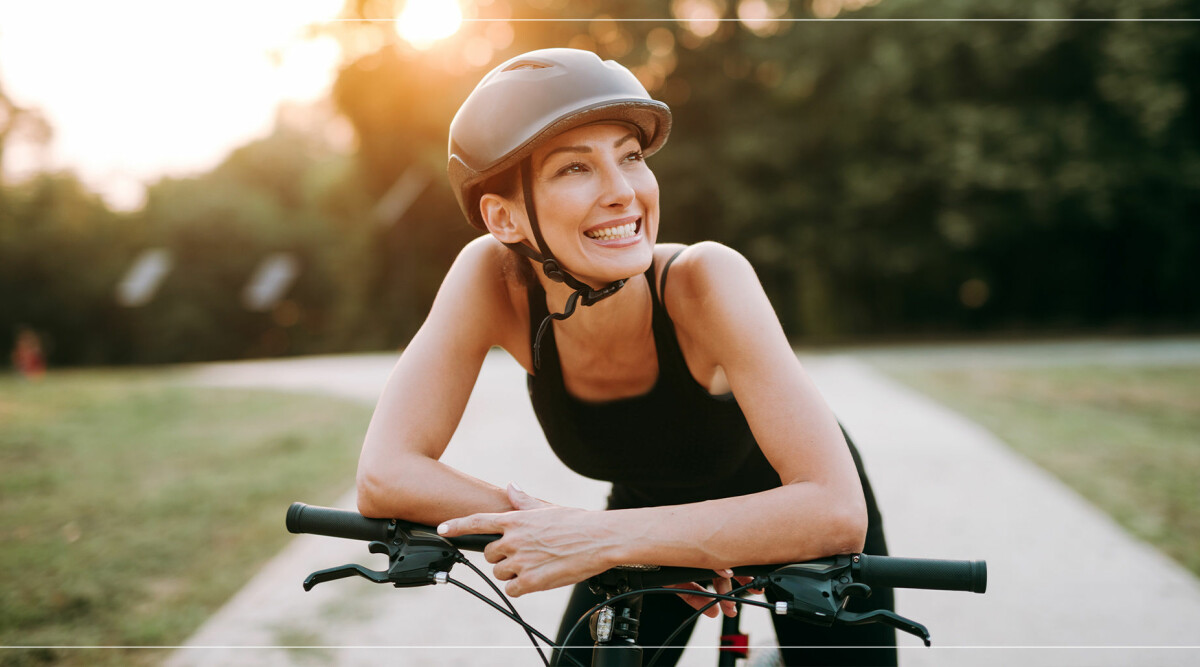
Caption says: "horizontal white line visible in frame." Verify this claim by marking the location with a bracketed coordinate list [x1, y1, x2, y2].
[326, 18, 1200, 22]
[4, 645, 1199, 650]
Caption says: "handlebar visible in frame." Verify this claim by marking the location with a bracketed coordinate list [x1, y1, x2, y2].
[286, 502, 986, 594]
[287, 501, 502, 551]
[286, 502, 392, 542]
[855, 554, 986, 593]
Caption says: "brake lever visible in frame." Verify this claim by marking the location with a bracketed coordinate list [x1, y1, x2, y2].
[303, 563, 390, 591]
[302, 531, 461, 591]
[837, 608, 932, 646]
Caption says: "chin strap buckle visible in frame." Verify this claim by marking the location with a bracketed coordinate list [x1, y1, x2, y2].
[541, 258, 568, 283]
[579, 278, 626, 307]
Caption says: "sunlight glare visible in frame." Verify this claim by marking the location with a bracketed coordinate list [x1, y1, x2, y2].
[0, 0, 345, 211]
[396, 0, 464, 50]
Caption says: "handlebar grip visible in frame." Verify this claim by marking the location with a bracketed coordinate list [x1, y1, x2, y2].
[854, 555, 987, 593]
[287, 502, 392, 543]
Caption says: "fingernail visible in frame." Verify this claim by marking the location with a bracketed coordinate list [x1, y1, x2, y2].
[437, 523, 449, 535]
[509, 481, 524, 494]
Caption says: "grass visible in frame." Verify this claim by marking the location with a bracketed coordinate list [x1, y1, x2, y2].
[877, 363, 1200, 576]
[0, 368, 374, 666]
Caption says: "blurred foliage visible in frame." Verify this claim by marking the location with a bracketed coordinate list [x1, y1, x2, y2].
[2, 0, 1198, 366]
[654, 0, 1200, 338]
[1, 112, 375, 364]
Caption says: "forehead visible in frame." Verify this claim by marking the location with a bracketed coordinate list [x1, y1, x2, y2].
[533, 123, 640, 160]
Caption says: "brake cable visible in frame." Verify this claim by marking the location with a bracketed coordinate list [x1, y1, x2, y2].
[644, 579, 765, 667]
[454, 554, 552, 667]
[552, 587, 778, 667]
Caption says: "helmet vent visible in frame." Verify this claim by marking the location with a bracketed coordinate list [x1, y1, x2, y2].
[503, 61, 550, 72]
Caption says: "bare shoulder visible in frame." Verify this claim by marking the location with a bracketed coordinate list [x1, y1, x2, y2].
[431, 235, 526, 350]
[657, 241, 783, 377]
[449, 235, 519, 303]
[456, 234, 508, 275]
[658, 241, 760, 311]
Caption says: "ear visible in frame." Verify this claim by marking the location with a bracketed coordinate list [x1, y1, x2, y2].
[480, 193, 527, 245]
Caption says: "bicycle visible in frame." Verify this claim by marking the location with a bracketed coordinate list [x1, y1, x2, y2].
[286, 502, 987, 667]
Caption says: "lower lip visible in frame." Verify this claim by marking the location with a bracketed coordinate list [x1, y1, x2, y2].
[586, 221, 643, 248]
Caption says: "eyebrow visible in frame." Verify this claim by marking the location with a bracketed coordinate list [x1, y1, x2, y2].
[540, 132, 640, 163]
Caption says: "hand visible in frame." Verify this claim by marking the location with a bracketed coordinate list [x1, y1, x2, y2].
[669, 569, 739, 618]
[669, 571, 761, 618]
[437, 483, 617, 597]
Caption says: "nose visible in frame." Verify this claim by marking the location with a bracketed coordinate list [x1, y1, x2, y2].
[599, 162, 636, 209]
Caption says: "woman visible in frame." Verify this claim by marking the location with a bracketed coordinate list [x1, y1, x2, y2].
[356, 48, 895, 665]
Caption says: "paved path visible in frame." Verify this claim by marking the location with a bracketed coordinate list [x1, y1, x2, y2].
[168, 340, 1200, 666]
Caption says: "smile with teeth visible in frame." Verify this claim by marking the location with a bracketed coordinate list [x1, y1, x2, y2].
[585, 220, 640, 241]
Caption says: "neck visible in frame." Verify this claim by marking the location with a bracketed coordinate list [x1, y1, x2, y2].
[536, 268, 651, 342]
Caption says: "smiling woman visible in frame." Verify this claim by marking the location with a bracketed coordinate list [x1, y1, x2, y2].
[395, 0, 464, 49]
[355, 47, 898, 666]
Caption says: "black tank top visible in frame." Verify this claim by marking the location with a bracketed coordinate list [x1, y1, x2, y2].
[526, 253, 783, 510]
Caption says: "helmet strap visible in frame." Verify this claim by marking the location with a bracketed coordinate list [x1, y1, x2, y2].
[503, 156, 627, 369]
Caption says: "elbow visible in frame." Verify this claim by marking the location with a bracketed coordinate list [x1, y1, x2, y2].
[356, 468, 392, 519]
[833, 498, 869, 555]
[357, 451, 443, 522]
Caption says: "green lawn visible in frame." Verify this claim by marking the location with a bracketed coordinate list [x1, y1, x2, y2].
[877, 363, 1200, 576]
[0, 369, 373, 666]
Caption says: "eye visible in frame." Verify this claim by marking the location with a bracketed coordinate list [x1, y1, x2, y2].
[623, 149, 645, 163]
[555, 162, 588, 177]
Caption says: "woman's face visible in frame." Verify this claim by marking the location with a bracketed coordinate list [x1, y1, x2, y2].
[521, 122, 659, 287]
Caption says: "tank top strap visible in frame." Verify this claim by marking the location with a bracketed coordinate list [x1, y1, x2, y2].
[526, 278, 564, 379]
[647, 248, 693, 384]
[653, 247, 688, 311]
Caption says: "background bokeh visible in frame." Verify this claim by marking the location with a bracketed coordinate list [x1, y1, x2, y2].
[3, 0, 1198, 367]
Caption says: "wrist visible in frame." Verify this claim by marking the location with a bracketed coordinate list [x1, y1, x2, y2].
[593, 508, 634, 568]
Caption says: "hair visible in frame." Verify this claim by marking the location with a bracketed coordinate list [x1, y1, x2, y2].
[478, 166, 520, 203]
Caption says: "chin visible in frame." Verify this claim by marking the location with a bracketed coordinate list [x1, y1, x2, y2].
[593, 245, 653, 284]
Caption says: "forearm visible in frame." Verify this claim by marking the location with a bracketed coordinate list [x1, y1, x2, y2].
[357, 452, 513, 525]
[602, 481, 867, 570]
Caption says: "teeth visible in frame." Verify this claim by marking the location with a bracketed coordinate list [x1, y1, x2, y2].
[586, 222, 638, 240]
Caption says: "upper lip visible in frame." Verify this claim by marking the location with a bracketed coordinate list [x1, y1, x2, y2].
[584, 215, 641, 234]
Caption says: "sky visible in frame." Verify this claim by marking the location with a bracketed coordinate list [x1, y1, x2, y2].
[0, 0, 348, 211]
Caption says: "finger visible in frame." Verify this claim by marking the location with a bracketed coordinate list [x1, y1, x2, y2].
[483, 541, 506, 565]
[438, 513, 503, 537]
[669, 583, 719, 618]
[506, 482, 550, 511]
[713, 576, 737, 618]
[506, 576, 531, 598]
[493, 560, 517, 581]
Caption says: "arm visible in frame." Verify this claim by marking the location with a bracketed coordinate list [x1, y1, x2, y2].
[356, 236, 525, 524]
[613, 241, 868, 563]
[441, 242, 867, 596]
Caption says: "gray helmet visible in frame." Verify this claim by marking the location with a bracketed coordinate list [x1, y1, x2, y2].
[448, 48, 672, 230]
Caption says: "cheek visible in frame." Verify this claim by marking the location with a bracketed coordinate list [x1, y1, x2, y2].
[635, 169, 660, 205]
[637, 173, 661, 228]
[538, 185, 593, 224]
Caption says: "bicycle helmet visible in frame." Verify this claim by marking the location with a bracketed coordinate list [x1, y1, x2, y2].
[447, 48, 673, 368]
